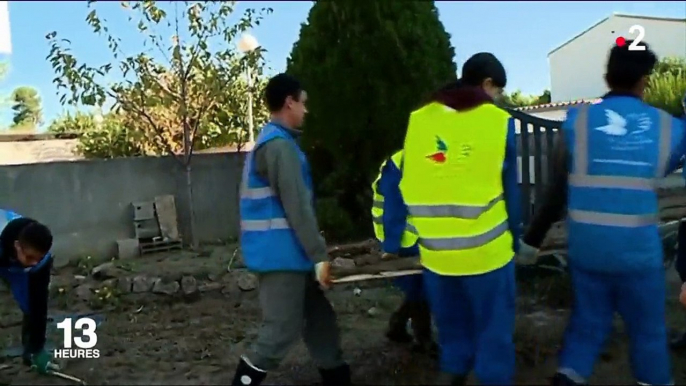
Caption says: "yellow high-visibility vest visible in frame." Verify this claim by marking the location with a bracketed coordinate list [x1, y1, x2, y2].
[399, 102, 513, 276]
[371, 151, 419, 249]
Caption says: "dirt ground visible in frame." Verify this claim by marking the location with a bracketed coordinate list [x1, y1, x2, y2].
[2, 248, 686, 385]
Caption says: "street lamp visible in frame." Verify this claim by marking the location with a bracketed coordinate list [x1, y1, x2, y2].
[93, 113, 104, 128]
[237, 33, 259, 143]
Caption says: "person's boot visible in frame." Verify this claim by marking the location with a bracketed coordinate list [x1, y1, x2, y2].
[551, 372, 584, 386]
[436, 373, 466, 386]
[386, 300, 412, 343]
[231, 356, 267, 386]
[319, 363, 351, 386]
[409, 301, 438, 358]
[671, 331, 686, 350]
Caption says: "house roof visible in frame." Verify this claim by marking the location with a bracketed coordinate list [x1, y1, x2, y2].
[548, 13, 686, 57]
[194, 141, 254, 154]
[515, 98, 602, 112]
[0, 131, 252, 165]
[0, 138, 83, 165]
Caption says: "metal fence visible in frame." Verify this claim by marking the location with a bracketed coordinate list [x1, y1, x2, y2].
[507, 109, 563, 226]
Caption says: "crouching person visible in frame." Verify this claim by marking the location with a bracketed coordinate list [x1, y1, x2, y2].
[371, 150, 436, 356]
[0, 209, 55, 374]
[230, 74, 350, 386]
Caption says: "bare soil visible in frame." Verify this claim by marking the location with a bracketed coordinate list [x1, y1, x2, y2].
[2, 247, 686, 385]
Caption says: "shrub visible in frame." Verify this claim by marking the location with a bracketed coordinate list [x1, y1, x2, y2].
[287, 1, 457, 240]
[646, 57, 686, 117]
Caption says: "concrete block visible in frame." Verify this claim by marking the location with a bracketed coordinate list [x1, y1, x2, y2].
[117, 238, 140, 259]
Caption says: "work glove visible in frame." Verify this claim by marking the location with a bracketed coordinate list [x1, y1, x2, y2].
[24, 349, 53, 375]
[315, 261, 333, 289]
[680, 283, 686, 307]
[515, 239, 539, 265]
[381, 252, 398, 260]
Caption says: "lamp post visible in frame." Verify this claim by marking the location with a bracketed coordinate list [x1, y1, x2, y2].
[237, 33, 259, 143]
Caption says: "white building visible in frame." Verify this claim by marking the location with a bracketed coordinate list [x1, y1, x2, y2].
[549, 13, 686, 103]
[519, 13, 685, 121]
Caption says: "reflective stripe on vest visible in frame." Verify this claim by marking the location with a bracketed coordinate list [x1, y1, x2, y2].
[239, 172, 293, 232]
[407, 194, 504, 219]
[399, 102, 513, 276]
[569, 104, 673, 227]
[371, 151, 418, 247]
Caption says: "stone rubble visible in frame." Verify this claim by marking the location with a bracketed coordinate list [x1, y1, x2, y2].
[60, 261, 260, 303]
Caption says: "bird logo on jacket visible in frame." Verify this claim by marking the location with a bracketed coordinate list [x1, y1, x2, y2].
[426, 136, 448, 163]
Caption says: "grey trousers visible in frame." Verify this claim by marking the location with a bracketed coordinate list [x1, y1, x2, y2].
[249, 271, 345, 371]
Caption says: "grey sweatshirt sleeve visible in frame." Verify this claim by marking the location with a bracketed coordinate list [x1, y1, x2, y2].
[254, 139, 329, 264]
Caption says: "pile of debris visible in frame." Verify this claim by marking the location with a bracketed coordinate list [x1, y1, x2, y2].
[328, 239, 419, 280]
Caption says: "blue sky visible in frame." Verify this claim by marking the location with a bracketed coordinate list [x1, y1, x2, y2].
[1, 1, 684, 130]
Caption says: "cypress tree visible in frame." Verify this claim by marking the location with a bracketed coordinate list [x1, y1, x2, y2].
[287, 1, 457, 241]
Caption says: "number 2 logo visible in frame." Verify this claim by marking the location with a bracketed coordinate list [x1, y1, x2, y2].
[628, 25, 646, 51]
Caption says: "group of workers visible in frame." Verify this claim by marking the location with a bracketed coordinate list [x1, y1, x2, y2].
[231, 38, 686, 386]
[0, 37, 685, 386]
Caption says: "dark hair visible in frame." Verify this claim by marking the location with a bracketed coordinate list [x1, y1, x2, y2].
[605, 40, 657, 90]
[18, 221, 53, 254]
[461, 52, 507, 88]
[264, 73, 303, 112]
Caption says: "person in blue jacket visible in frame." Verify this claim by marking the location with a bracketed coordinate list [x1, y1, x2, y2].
[669, 92, 686, 350]
[0, 209, 55, 375]
[372, 151, 436, 356]
[519, 41, 686, 385]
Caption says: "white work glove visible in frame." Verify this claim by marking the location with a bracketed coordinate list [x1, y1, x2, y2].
[515, 239, 539, 266]
[315, 261, 333, 289]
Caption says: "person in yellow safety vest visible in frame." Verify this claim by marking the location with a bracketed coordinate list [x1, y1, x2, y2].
[398, 52, 522, 386]
[371, 150, 437, 356]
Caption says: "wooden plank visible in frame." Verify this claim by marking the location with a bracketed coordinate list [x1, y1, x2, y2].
[333, 270, 422, 284]
[139, 239, 183, 254]
[154, 195, 180, 240]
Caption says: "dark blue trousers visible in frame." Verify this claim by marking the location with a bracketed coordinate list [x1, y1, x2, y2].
[393, 275, 425, 302]
[392, 245, 425, 302]
[423, 261, 516, 385]
[558, 266, 671, 384]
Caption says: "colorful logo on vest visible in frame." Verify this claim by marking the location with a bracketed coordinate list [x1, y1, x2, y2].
[426, 136, 448, 163]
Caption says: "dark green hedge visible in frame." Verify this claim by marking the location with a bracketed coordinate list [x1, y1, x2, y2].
[287, 1, 457, 241]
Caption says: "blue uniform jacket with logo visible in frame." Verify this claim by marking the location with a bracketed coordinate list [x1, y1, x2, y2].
[0, 210, 53, 354]
[239, 123, 316, 272]
[524, 92, 686, 274]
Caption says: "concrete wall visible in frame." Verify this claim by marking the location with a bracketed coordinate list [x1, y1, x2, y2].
[0, 153, 245, 264]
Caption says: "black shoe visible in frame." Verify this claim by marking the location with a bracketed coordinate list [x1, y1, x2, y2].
[386, 302, 412, 343]
[436, 373, 466, 386]
[231, 356, 267, 386]
[408, 301, 437, 357]
[412, 340, 439, 359]
[551, 372, 584, 386]
[671, 331, 686, 350]
[319, 363, 351, 386]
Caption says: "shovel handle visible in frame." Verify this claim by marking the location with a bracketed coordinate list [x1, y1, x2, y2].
[48, 370, 86, 385]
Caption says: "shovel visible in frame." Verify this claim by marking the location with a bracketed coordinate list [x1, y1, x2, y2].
[46, 363, 86, 385]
